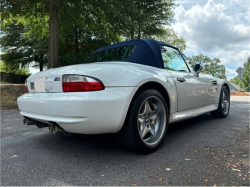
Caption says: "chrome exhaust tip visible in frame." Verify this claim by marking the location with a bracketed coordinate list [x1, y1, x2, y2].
[48, 124, 69, 135]
[23, 118, 38, 125]
[48, 125, 63, 134]
[23, 118, 28, 125]
[23, 118, 48, 128]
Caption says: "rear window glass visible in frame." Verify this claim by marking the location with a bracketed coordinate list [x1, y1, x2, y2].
[85, 45, 136, 63]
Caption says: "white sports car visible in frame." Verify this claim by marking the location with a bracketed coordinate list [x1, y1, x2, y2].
[18, 39, 230, 153]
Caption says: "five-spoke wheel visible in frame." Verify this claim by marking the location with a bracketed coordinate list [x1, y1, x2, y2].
[117, 89, 169, 153]
[137, 96, 166, 147]
[221, 90, 229, 114]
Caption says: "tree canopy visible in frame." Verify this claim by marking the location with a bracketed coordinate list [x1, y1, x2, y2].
[0, 61, 30, 75]
[230, 57, 250, 91]
[188, 54, 227, 80]
[1, 0, 182, 71]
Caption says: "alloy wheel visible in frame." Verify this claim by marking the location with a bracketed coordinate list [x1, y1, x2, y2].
[137, 96, 167, 147]
[221, 90, 229, 114]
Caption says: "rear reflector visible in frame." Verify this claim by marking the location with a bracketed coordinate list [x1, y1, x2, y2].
[25, 80, 29, 93]
[62, 75, 105, 92]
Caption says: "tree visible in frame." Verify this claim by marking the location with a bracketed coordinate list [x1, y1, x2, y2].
[230, 77, 239, 84]
[0, 61, 30, 75]
[153, 27, 186, 51]
[1, 0, 126, 69]
[119, 0, 176, 40]
[230, 57, 250, 91]
[0, 21, 48, 71]
[241, 57, 250, 91]
[230, 76, 244, 89]
[1, 0, 178, 70]
[189, 54, 227, 80]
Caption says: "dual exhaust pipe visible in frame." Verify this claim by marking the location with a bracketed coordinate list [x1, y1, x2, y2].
[23, 118, 69, 135]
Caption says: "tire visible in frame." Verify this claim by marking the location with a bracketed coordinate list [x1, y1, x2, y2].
[210, 86, 230, 118]
[116, 89, 169, 153]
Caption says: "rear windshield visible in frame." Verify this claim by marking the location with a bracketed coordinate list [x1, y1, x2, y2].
[85, 45, 136, 63]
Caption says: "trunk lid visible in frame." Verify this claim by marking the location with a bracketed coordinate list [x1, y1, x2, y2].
[26, 61, 158, 93]
[27, 65, 81, 93]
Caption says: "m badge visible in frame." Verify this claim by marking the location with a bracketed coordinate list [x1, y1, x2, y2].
[54, 77, 60, 81]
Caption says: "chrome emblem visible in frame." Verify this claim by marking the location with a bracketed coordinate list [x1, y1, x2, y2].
[54, 77, 60, 81]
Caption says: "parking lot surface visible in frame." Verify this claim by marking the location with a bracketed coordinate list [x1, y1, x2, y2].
[1, 96, 249, 186]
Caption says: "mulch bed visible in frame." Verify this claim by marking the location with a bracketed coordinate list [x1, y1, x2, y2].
[0, 84, 25, 110]
[230, 91, 250, 96]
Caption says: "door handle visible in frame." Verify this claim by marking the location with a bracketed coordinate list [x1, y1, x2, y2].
[177, 78, 185, 82]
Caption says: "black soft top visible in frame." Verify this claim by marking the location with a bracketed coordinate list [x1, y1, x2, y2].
[92, 39, 178, 69]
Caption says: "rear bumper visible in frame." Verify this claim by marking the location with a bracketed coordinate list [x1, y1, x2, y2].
[17, 87, 137, 134]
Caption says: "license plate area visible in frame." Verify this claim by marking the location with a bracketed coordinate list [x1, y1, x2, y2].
[34, 77, 47, 92]
[30, 82, 34, 89]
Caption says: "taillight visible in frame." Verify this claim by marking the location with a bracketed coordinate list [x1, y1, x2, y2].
[25, 80, 29, 93]
[62, 75, 105, 92]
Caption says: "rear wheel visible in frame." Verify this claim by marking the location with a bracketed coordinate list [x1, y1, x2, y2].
[211, 86, 230, 118]
[117, 89, 169, 153]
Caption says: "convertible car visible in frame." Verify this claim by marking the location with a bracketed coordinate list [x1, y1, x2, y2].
[17, 39, 230, 153]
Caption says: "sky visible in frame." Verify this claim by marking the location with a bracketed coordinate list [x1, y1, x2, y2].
[173, 0, 250, 80]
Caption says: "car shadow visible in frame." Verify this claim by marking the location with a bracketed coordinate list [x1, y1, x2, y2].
[32, 100, 248, 157]
[32, 114, 216, 158]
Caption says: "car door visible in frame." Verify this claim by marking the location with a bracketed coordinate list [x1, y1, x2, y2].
[199, 73, 218, 104]
[181, 53, 218, 105]
[160, 46, 214, 111]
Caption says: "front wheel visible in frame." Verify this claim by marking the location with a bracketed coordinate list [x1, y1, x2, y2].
[117, 89, 169, 153]
[211, 86, 230, 118]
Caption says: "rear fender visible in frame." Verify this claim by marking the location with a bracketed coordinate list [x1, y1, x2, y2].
[76, 62, 178, 114]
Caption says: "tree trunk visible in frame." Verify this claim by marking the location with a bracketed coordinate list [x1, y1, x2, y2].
[131, 31, 134, 40]
[40, 54, 44, 71]
[74, 25, 79, 54]
[48, 0, 59, 69]
[138, 27, 141, 39]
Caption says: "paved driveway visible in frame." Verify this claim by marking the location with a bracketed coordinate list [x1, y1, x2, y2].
[1, 96, 249, 186]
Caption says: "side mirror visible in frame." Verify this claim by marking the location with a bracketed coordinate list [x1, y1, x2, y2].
[193, 64, 203, 77]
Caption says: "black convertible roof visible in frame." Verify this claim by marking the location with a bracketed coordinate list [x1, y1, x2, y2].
[92, 39, 179, 69]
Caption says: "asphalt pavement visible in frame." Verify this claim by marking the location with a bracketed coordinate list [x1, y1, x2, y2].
[1, 96, 249, 186]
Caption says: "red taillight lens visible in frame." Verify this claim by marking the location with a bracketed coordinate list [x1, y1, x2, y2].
[25, 80, 29, 93]
[62, 75, 105, 92]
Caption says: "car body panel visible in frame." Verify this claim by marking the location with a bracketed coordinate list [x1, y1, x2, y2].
[168, 71, 219, 111]
[18, 39, 229, 135]
[169, 104, 218, 123]
[25, 62, 178, 114]
[18, 87, 138, 134]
